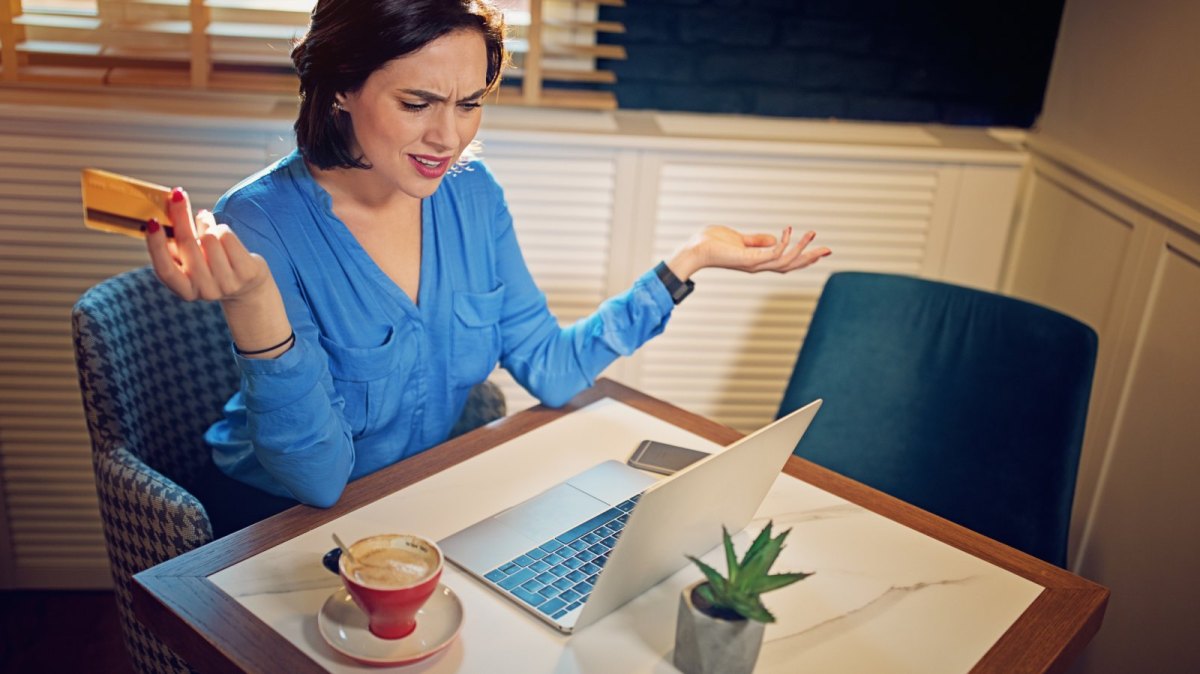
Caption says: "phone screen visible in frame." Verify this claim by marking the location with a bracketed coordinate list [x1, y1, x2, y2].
[628, 440, 709, 475]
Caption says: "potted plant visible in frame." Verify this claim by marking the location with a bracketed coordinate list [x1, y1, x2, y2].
[674, 521, 812, 674]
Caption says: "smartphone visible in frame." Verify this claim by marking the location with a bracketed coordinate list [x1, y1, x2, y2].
[80, 168, 174, 238]
[628, 440, 709, 475]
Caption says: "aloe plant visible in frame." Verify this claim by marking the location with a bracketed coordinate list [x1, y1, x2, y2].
[686, 521, 812, 623]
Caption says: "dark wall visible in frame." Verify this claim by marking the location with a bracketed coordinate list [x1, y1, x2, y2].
[598, 0, 1066, 127]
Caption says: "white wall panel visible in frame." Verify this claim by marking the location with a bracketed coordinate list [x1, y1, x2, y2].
[1005, 139, 1200, 674]
[1071, 234, 1200, 674]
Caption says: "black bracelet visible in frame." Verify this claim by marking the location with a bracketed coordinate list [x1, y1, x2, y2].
[235, 331, 295, 356]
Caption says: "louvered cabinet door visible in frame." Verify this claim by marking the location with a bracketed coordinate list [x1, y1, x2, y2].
[633, 155, 945, 434]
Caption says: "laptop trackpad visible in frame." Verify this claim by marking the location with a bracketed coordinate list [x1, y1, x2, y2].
[566, 459, 657, 505]
[441, 461, 657, 574]
[441, 483, 609, 572]
[495, 482, 609, 544]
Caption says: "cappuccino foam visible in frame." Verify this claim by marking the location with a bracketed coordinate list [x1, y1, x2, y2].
[347, 546, 437, 589]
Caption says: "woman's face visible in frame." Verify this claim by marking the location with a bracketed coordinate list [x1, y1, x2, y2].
[337, 29, 488, 200]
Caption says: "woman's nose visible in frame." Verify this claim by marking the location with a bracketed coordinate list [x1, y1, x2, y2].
[424, 107, 459, 153]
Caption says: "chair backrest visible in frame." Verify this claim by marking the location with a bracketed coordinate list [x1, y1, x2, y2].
[74, 266, 238, 488]
[450, 378, 507, 439]
[73, 265, 239, 673]
[777, 272, 1097, 566]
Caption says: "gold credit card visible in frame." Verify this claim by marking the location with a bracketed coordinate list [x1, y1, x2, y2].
[80, 168, 174, 238]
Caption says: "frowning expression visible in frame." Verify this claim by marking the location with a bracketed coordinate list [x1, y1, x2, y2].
[337, 29, 488, 200]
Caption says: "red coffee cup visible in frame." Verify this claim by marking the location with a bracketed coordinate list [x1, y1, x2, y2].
[338, 533, 443, 640]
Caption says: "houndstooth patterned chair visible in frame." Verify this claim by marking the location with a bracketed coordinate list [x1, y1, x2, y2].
[73, 265, 506, 673]
[73, 266, 233, 674]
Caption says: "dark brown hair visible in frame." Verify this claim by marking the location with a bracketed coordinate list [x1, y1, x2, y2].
[292, 0, 506, 170]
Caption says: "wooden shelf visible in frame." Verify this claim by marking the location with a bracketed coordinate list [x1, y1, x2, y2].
[12, 13, 100, 31]
[543, 19, 625, 34]
[6, 63, 108, 86]
[495, 84, 616, 110]
[508, 40, 626, 61]
[546, 43, 625, 60]
[510, 67, 616, 84]
[106, 65, 295, 93]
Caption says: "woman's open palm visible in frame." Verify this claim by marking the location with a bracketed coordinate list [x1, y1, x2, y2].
[677, 225, 831, 277]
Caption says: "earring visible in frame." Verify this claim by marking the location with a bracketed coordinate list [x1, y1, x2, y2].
[332, 100, 345, 113]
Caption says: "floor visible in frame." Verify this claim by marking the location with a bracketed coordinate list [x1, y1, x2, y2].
[0, 590, 136, 674]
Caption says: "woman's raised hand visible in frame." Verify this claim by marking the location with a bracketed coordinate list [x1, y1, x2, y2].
[667, 225, 832, 281]
[145, 187, 273, 304]
[145, 187, 293, 358]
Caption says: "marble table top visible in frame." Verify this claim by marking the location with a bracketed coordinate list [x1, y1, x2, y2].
[209, 398, 1042, 673]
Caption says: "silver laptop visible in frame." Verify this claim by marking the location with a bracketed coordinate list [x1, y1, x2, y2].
[439, 399, 822, 634]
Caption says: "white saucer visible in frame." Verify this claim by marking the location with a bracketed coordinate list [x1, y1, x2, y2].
[318, 584, 464, 666]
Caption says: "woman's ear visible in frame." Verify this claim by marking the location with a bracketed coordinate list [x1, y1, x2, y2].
[333, 93, 348, 114]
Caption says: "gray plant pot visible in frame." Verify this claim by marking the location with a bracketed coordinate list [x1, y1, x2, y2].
[673, 581, 765, 674]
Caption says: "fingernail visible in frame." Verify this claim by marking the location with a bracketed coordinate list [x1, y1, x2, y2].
[170, 187, 185, 203]
[146, 218, 161, 234]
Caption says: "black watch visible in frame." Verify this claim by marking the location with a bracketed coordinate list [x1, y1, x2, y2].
[655, 261, 695, 305]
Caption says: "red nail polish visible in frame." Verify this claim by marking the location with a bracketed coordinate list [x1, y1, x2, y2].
[146, 218, 161, 234]
[170, 187, 185, 203]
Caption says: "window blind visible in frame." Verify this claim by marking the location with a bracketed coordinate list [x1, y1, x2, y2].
[0, 0, 625, 109]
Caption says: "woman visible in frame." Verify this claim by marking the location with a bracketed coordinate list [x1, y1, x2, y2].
[147, 0, 830, 536]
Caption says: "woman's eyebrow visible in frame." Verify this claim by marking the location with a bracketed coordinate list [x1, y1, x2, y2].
[399, 87, 488, 102]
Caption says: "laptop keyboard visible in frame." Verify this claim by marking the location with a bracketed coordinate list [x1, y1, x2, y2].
[482, 493, 640, 620]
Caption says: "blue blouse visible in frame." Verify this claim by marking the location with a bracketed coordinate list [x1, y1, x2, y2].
[205, 152, 676, 506]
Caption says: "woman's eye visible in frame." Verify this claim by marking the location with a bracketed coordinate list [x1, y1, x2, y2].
[401, 101, 428, 111]
[459, 102, 482, 111]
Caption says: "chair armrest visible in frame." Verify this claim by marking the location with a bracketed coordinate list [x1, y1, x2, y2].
[93, 446, 215, 573]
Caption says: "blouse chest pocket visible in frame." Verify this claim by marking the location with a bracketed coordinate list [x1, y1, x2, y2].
[451, 283, 505, 387]
[319, 324, 417, 439]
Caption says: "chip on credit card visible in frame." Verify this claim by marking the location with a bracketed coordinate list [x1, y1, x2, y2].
[80, 168, 174, 239]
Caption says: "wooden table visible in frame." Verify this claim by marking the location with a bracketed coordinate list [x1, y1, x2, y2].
[133, 379, 1108, 673]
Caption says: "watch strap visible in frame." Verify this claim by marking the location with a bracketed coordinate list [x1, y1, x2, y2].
[655, 261, 695, 305]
